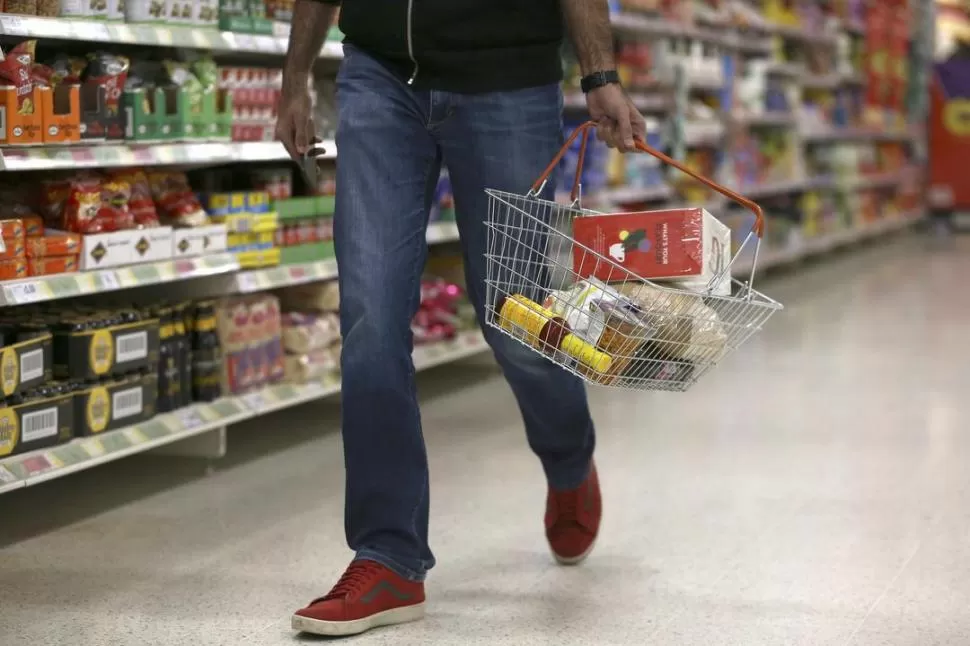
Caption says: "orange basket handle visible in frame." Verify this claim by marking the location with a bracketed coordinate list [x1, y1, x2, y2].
[532, 120, 765, 238]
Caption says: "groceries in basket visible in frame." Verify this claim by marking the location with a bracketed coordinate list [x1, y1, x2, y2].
[538, 278, 728, 387]
[496, 295, 613, 373]
[571, 207, 732, 296]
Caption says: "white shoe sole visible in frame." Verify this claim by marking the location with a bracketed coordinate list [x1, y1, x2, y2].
[292, 603, 425, 636]
[552, 536, 597, 566]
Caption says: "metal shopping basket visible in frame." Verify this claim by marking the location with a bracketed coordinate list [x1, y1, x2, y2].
[484, 120, 783, 392]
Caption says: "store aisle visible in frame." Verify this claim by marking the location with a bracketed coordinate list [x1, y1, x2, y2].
[2, 235, 969, 646]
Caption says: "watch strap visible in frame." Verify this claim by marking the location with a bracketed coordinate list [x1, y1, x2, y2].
[580, 70, 621, 93]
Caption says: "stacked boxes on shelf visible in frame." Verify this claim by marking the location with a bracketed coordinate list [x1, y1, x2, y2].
[206, 191, 280, 268]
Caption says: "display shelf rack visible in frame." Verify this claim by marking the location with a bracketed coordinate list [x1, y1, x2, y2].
[0, 140, 336, 172]
[598, 184, 673, 204]
[234, 221, 460, 293]
[734, 210, 924, 276]
[801, 127, 918, 143]
[734, 111, 797, 127]
[0, 14, 344, 58]
[0, 329, 489, 494]
[0, 252, 239, 306]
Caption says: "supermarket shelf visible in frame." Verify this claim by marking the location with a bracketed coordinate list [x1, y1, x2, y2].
[0, 14, 343, 58]
[759, 22, 838, 46]
[684, 121, 725, 146]
[845, 171, 912, 191]
[735, 175, 835, 199]
[735, 111, 797, 127]
[0, 140, 336, 171]
[801, 127, 917, 143]
[611, 11, 733, 46]
[0, 252, 239, 307]
[235, 221, 461, 293]
[564, 91, 672, 113]
[598, 184, 673, 204]
[735, 212, 922, 276]
[0, 329, 489, 494]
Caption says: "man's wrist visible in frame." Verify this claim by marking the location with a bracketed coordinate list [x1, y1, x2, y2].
[580, 70, 621, 94]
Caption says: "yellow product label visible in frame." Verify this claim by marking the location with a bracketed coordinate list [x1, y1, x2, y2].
[561, 334, 613, 373]
[498, 295, 554, 342]
[0, 346, 19, 397]
[89, 329, 114, 376]
[86, 387, 111, 434]
[207, 193, 230, 213]
[247, 191, 269, 211]
[943, 99, 970, 137]
[229, 193, 247, 212]
[0, 407, 18, 457]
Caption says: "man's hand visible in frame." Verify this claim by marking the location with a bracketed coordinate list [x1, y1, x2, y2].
[276, 83, 316, 161]
[278, 0, 337, 161]
[586, 84, 646, 153]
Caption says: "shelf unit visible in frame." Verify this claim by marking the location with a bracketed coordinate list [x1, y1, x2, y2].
[0, 4, 931, 490]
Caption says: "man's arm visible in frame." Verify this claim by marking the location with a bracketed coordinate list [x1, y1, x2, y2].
[560, 0, 645, 152]
[277, 0, 339, 158]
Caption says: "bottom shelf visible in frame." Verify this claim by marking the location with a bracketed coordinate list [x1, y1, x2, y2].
[0, 329, 489, 494]
[734, 212, 923, 276]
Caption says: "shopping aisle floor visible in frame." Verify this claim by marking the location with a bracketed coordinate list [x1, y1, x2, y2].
[2, 235, 969, 646]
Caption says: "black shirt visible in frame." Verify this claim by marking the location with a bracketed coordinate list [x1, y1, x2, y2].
[315, 0, 565, 93]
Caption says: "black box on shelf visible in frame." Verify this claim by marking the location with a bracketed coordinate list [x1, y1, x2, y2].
[53, 320, 160, 381]
[0, 393, 74, 458]
[0, 333, 53, 398]
[74, 373, 159, 437]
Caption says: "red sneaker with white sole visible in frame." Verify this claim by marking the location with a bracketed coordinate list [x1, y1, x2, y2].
[545, 461, 601, 565]
[292, 559, 425, 636]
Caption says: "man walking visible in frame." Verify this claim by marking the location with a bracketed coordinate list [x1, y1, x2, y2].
[277, 0, 646, 636]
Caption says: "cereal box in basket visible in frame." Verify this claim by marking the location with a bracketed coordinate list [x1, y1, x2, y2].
[572, 207, 732, 296]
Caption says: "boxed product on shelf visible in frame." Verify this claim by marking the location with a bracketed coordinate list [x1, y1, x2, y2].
[73, 372, 159, 436]
[216, 294, 284, 394]
[0, 326, 53, 398]
[0, 391, 74, 458]
[572, 207, 732, 295]
[50, 311, 160, 380]
[0, 41, 44, 146]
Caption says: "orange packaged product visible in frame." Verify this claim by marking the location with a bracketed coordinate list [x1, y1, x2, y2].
[25, 230, 81, 257]
[0, 230, 25, 260]
[0, 257, 27, 280]
[27, 254, 78, 276]
[21, 214, 43, 237]
[0, 218, 24, 239]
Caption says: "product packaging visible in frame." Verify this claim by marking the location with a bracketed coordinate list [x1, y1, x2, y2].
[73, 373, 159, 436]
[572, 207, 732, 296]
[0, 392, 74, 458]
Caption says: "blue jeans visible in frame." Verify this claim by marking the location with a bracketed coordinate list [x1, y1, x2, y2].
[334, 45, 596, 582]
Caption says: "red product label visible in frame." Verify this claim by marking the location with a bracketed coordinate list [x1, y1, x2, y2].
[571, 208, 705, 281]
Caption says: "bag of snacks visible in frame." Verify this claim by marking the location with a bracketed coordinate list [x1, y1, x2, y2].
[82, 52, 129, 117]
[107, 169, 160, 228]
[0, 41, 38, 116]
[147, 171, 209, 227]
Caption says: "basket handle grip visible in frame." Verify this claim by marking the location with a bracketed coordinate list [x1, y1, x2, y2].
[532, 120, 765, 237]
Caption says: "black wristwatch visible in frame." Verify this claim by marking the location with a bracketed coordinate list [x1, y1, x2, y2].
[580, 70, 621, 93]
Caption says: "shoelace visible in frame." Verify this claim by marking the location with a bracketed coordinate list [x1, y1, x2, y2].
[319, 561, 383, 602]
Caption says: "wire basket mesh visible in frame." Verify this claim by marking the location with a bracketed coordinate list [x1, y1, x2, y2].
[483, 122, 782, 393]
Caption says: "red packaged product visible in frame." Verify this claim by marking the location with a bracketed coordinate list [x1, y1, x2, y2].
[63, 180, 104, 233]
[107, 169, 160, 227]
[98, 178, 136, 231]
[0, 41, 37, 114]
[147, 171, 208, 226]
[25, 231, 82, 257]
[0, 219, 24, 239]
[28, 254, 79, 276]
[0, 257, 27, 280]
[571, 208, 732, 283]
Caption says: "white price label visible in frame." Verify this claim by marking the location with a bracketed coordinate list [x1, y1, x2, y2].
[235, 34, 256, 51]
[0, 16, 28, 36]
[6, 281, 44, 304]
[98, 271, 121, 290]
[177, 409, 204, 430]
[237, 272, 260, 292]
[242, 393, 266, 411]
[74, 21, 111, 41]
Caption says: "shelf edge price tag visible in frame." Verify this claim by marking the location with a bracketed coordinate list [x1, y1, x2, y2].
[97, 270, 121, 291]
[237, 272, 260, 292]
[177, 408, 205, 431]
[5, 280, 45, 304]
[241, 392, 266, 411]
[0, 15, 28, 36]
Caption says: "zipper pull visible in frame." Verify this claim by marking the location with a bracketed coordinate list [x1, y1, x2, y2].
[407, 64, 419, 85]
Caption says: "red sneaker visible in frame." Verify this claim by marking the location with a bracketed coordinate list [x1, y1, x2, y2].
[292, 559, 425, 636]
[545, 461, 601, 565]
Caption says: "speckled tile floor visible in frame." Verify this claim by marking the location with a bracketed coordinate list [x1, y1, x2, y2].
[2, 234, 969, 646]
